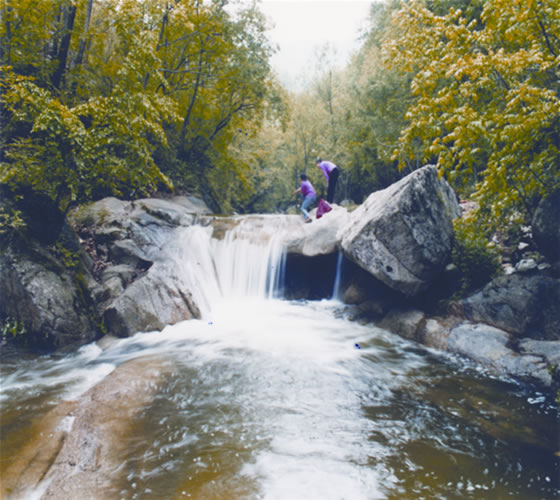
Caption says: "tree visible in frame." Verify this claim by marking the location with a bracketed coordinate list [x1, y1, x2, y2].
[1, 0, 276, 214]
[384, 0, 560, 233]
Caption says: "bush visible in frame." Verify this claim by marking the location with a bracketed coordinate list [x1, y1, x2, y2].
[451, 217, 501, 297]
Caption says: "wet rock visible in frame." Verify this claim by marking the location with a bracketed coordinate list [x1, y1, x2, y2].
[103, 263, 201, 337]
[421, 317, 454, 350]
[1, 357, 172, 500]
[70, 195, 210, 339]
[447, 323, 552, 386]
[378, 309, 425, 341]
[0, 220, 100, 350]
[108, 238, 150, 266]
[516, 258, 537, 273]
[519, 339, 560, 366]
[284, 206, 349, 256]
[340, 165, 461, 296]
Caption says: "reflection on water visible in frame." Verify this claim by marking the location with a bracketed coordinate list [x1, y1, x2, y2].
[1, 299, 558, 499]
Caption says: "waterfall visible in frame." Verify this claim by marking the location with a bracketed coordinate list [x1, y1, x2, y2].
[166, 217, 289, 318]
[331, 251, 343, 301]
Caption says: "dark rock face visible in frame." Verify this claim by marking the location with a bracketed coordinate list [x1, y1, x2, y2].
[340, 165, 461, 296]
[532, 189, 560, 263]
[455, 272, 560, 341]
[0, 227, 100, 350]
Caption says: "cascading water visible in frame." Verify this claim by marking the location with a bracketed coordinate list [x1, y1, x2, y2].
[1, 219, 558, 500]
[331, 251, 344, 301]
[164, 217, 290, 318]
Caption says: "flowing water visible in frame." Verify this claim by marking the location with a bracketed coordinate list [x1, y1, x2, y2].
[1, 221, 559, 499]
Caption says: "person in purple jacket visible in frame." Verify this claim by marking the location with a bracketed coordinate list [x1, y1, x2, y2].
[315, 157, 340, 203]
[293, 173, 316, 222]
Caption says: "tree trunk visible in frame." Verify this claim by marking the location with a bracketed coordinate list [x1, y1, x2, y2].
[51, 3, 77, 90]
[74, 0, 94, 68]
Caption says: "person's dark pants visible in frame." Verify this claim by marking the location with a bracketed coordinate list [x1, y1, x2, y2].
[326, 167, 339, 203]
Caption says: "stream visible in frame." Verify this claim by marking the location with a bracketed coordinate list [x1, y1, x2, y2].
[1, 221, 558, 499]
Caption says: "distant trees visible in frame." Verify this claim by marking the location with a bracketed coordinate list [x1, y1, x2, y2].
[2, 0, 558, 231]
[249, 0, 559, 242]
[1, 0, 276, 214]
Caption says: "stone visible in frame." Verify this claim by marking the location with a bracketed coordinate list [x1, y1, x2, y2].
[516, 258, 537, 273]
[103, 264, 200, 337]
[519, 339, 560, 365]
[0, 215, 100, 350]
[422, 318, 452, 350]
[457, 272, 560, 340]
[378, 309, 425, 341]
[1, 357, 172, 499]
[340, 165, 461, 296]
[447, 322, 553, 386]
[284, 206, 349, 256]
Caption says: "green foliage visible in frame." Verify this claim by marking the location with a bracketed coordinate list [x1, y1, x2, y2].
[0, 207, 25, 234]
[0, 66, 175, 212]
[0, 0, 276, 214]
[384, 0, 560, 233]
[451, 217, 501, 296]
[55, 242, 80, 269]
[1, 317, 27, 340]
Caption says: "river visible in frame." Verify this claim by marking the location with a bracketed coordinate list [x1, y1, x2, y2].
[1, 221, 558, 499]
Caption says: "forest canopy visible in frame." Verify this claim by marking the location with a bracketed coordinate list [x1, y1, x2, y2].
[1, 0, 559, 236]
[1, 0, 276, 213]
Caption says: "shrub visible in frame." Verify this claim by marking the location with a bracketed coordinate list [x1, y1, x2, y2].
[451, 217, 501, 297]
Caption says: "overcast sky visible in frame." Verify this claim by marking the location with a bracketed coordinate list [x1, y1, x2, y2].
[259, 0, 373, 90]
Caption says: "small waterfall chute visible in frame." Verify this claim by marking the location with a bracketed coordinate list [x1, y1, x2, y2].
[166, 217, 291, 318]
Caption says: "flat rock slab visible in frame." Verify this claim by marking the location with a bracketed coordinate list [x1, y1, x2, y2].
[2, 356, 172, 500]
[448, 323, 552, 385]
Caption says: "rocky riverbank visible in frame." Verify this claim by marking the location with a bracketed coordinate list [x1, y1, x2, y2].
[1, 166, 558, 392]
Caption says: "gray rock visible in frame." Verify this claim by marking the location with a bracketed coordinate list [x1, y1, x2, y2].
[0, 238, 99, 349]
[103, 263, 200, 337]
[457, 272, 560, 340]
[448, 322, 512, 365]
[133, 198, 199, 226]
[515, 258, 537, 272]
[378, 309, 425, 341]
[108, 239, 151, 268]
[101, 264, 137, 285]
[284, 206, 349, 256]
[421, 318, 452, 350]
[448, 322, 552, 385]
[340, 165, 461, 296]
[519, 338, 560, 365]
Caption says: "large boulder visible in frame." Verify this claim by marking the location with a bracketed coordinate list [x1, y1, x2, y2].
[453, 272, 560, 341]
[447, 322, 552, 386]
[0, 245, 99, 349]
[103, 262, 200, 337]
[340, 165, 461, 296]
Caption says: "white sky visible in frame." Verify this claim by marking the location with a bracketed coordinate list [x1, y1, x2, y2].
[259, 0, 373, 90]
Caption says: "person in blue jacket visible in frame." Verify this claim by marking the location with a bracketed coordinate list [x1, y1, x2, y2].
[315, 157, 339, 203]
[293, 173, 316, 222]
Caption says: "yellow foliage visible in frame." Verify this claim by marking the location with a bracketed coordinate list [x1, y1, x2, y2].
[383, 0, 560, 232]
